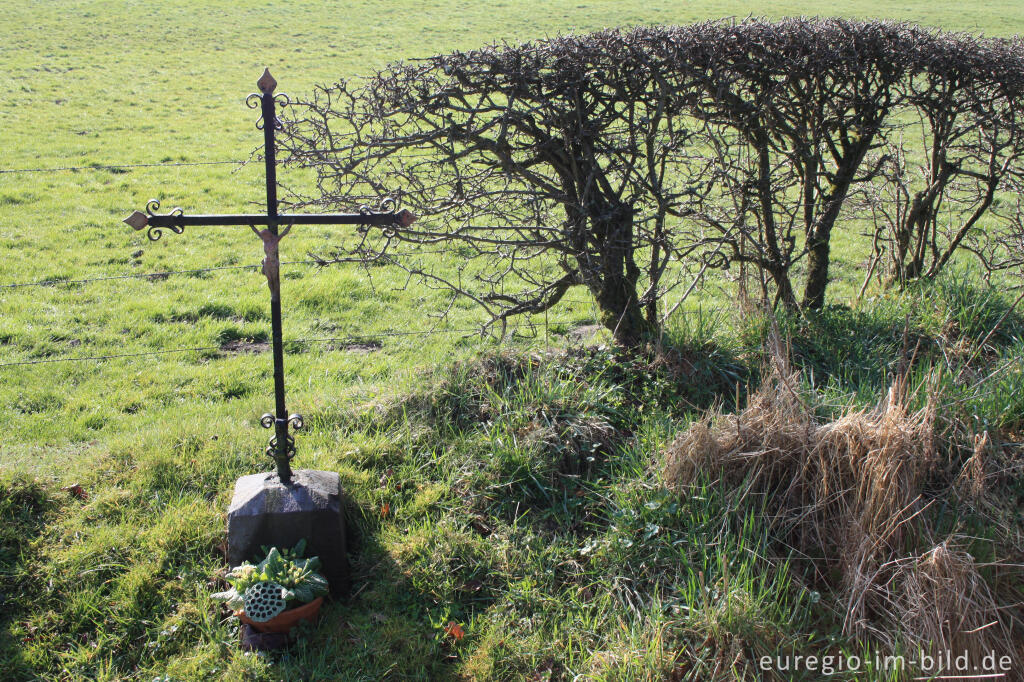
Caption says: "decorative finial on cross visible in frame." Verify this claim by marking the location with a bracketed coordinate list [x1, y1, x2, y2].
[257, 68, 277, 94]
[397, 209, 416, 228]
[123, 210, 148, 230]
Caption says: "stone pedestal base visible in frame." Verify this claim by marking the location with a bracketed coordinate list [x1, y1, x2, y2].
[240, 624, 289, 651]
[226, 469, 349, 595]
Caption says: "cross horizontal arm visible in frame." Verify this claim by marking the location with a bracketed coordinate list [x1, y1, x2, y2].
[124, 203, 416, 240]
[147, 212, 411, 228]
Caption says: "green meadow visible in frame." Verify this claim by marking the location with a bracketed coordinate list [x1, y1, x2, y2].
[2, 1, 1023, 680]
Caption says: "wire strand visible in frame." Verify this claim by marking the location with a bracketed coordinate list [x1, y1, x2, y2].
[0, 160, 245, 175]
[0, 250, 491, 289]
[0, 301, 727, 369]
[0, 345, 226, 367]
[0, 263, 267, 289]
[0, 324, 577, 369]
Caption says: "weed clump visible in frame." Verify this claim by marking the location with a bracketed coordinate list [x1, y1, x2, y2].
[434, 344, 746, 429]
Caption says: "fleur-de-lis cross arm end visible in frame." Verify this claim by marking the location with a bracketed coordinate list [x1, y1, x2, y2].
[124, 199, 184, 241]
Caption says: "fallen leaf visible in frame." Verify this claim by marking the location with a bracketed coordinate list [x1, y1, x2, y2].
[380, 502, 390, 518]
[62, 484, 87, 500]
[443, 621, 465, 641]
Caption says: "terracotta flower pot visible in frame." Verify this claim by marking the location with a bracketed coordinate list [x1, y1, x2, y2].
[237, 596, 324, 634]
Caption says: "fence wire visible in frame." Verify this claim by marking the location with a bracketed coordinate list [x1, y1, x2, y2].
[0, 256, 717, 370]
[0, 264, 266, 289]
[0, 323, 582, 369]
[0, 157, 714, 370]
[0, 160, 244, 174]
[0, 252, 469, 290]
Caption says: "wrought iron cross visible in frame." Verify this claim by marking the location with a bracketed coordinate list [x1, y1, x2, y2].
[124, 69, 415, 485]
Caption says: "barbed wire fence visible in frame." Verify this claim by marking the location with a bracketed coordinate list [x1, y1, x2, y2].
[0, 158, 726, 370]
[0, 160, 244, 175]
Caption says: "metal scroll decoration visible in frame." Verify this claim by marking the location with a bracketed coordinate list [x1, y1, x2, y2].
[144, 200, 184, 241]
[358, 197, 402, 237]
[122, 199, 185, 241]
[247, 92, 290, 131]
[261, 413, 305, 463]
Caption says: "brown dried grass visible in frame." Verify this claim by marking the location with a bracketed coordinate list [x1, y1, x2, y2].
[892, 541, 1010, 662]
[663, 348, 1017, 664]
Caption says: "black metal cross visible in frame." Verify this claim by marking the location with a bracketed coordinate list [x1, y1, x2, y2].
[124, 69, 415, 485]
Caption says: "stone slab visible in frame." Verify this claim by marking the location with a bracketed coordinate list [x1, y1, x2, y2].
[227, 469, 349, 595]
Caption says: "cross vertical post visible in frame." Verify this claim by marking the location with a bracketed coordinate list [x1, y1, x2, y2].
[257, 69, 295, 484]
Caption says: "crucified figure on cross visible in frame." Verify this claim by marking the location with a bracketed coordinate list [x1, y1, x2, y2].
[250, 222, 291, 300]
[124, 69, 414, 484]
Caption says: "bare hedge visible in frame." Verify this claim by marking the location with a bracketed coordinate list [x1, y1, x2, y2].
[279, 19, 1024, 344]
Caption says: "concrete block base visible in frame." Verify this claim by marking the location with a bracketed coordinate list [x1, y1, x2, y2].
[226, 469, 349, 595]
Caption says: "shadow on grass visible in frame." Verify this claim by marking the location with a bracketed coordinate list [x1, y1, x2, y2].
[426, 341, 750, 434]
[270, 500, 483, 681]
[737, 276, 1024, 401]
[0, 476, 57, 682]
[274, 459, 820, 680]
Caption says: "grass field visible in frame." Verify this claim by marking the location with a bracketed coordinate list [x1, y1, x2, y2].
[2, 2, 1024, 680]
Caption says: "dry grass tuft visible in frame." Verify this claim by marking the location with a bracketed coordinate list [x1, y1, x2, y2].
[956, 431, 990, 501]
[892, 540, 1010, 661]
[663, 346, 1018, 665]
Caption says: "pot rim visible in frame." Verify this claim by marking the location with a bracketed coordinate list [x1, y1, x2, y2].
[236, 595, 324, 633]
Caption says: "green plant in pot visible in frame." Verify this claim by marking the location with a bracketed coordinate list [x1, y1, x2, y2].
[213, 540, 329, 634]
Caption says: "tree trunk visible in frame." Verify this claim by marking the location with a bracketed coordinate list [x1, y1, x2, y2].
[801, 136, 874, 310]
[803, 234, 831, 310]
[579, 205, 652, 347]
[751, 130, 798, 313]
[596, 279, 650, 347]
[773, 268, 799, 312]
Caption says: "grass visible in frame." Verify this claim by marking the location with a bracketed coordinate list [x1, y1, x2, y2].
[3, 277, 1022, 680]
[2, 1, 1024, 680]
